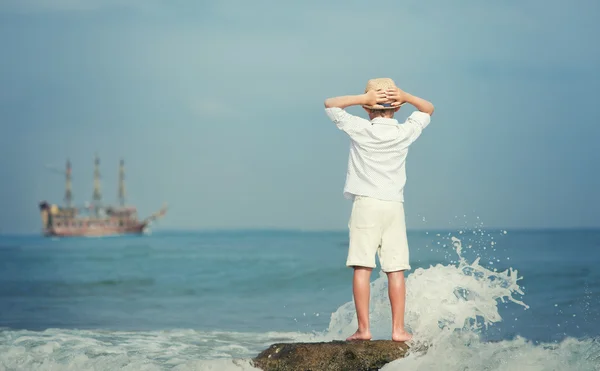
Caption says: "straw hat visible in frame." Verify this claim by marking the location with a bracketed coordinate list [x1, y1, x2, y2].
[363, 77, 399, 110]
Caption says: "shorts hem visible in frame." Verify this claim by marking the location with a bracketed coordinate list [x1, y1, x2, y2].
[381, 265, 411, 273]
[346, 261, 376, 269]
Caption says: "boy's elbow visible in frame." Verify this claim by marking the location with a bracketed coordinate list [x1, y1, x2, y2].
[324, 99, 334, 108]
[425, 103, 435, 116]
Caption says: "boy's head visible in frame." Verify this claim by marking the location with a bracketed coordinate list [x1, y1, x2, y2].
[362, 77, 402, 120]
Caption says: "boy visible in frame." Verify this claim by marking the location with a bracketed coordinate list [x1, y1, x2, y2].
[324, 77, 434, 342]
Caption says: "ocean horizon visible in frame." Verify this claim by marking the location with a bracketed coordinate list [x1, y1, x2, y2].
[3, 225, 600, 237]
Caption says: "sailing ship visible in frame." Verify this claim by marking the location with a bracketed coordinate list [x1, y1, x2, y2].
[38, 155, 167, 237]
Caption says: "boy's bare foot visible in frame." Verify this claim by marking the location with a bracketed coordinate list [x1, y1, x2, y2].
[392, 330, 412, 342]
[346, 329, 372, 341]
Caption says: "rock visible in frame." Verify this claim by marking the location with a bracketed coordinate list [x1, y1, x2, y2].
[252, 340, 409, 371]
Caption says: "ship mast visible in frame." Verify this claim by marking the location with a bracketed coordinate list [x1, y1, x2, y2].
[64, 159, 73, 207]
[118, 159, 126, 206]
[92, 154, 102, 209]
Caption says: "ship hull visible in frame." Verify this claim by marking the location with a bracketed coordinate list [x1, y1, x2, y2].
[38, 200, 166, 238]
[43, 223, 147, 237]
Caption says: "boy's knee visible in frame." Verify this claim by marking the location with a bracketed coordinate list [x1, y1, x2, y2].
[350, 265, 373, 272]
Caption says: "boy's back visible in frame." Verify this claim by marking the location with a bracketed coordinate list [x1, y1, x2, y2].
[325, 106, 430, 202]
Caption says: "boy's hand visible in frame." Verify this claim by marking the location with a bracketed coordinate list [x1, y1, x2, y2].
[386, 87, 408, 107]
[364, 89, 389, 107]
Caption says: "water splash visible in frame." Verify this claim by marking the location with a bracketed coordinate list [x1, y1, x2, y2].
[319, 235, 600, 371]
[323, 236, 527, 342]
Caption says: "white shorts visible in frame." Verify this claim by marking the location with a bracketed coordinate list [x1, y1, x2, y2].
[346, 196, 411, 272]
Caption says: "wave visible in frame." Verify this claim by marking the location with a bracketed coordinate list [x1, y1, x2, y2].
[0, 278, 156, 299]
[0, 328, 307, 371]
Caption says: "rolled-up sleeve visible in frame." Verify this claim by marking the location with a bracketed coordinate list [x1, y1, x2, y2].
[325, 107, 368, 134]
[403, 111, 431, 143]
[407, 111, 431, 130]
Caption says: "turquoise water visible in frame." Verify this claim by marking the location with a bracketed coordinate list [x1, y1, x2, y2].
[0, 228, 599, 370]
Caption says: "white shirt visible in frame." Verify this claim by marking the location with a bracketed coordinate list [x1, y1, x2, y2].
[325, 107, 431, 202]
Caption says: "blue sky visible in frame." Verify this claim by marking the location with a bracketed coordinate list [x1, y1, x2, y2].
[0, 0, 598, 234]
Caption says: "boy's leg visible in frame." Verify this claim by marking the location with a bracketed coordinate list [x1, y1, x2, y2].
[346, 196, 381, 341]
[347, 266, 373, 341]
[379, 201, 412, 341]
[386, 270, 412, 341]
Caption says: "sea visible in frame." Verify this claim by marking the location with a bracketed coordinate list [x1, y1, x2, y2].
[0, 226, 599, 370]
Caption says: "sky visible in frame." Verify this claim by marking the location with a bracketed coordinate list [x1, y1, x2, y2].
[0, 0, 598, 234]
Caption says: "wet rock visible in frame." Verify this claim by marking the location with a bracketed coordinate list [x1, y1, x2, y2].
[252, 340, 409, 371]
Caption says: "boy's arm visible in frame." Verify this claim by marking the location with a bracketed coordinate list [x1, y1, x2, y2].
[387, 88, 435, 116]
[324, 91, 385, 135]
[324, 90, 388, 109]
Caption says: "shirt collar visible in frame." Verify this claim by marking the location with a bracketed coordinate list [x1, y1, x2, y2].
[370, 117, 399, 126]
